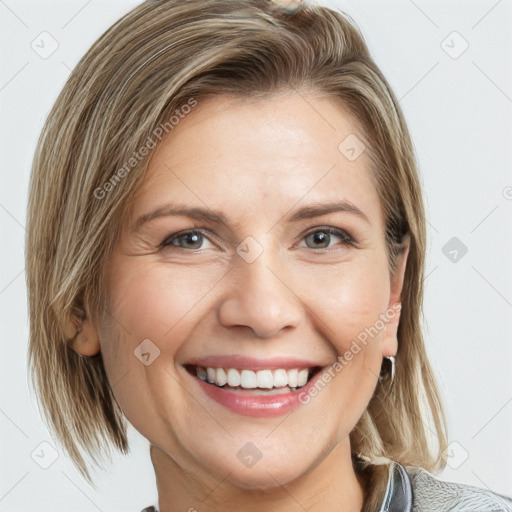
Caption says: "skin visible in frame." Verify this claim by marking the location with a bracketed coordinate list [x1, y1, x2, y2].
[74, 91, 409, 512]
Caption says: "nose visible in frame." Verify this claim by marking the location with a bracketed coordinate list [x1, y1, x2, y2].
[217, 251, 303, 338]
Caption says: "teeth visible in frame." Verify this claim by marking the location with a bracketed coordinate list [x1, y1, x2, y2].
[216, 368, 227, 386]
[196, 366, 207, 381]
[297, 368, 309, 387]
[287, 368, 298, 388]
[227, 368, 241, 387]
[273, 369, 288, 387]
[206, 367, 216, 383]
[240, 369, 257, 388]
[256, 369, 273, 389]
[194, 365, 314, 390]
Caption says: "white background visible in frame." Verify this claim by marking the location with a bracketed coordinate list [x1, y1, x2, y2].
[1, 0, 511, 510]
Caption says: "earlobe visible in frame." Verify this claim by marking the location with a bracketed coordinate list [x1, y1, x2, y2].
[381, 303, 400, 358]
[67, 308, 101, 357]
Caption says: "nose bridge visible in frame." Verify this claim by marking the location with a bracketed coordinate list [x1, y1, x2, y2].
[217, 242, 302, 338]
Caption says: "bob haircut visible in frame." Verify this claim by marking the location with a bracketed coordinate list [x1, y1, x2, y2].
[26, 0, 448, 508]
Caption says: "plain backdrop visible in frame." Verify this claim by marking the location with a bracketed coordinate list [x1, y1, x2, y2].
[1, 0, 511, 510]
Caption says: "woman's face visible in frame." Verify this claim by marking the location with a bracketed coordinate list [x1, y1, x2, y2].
[96, 92, 407, 489]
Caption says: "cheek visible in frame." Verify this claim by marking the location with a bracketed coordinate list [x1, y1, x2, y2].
[304, 253, 391, 344]
[97, 261, 222, 438]
[98, 261, 222, 408]
[298, 253, 390, 414]
[106, 260, 223, 342]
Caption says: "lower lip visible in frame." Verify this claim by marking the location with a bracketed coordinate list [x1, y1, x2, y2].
[193, 369, 323, 418]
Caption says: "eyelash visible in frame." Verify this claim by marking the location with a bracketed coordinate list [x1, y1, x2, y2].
[305, 227, 355, 247]
[159, 227, 356, 252]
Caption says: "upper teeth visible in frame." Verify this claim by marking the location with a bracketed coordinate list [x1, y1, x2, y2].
[195, 366, 310, 389]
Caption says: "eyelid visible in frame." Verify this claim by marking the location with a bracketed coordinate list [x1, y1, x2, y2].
[297, 226, 356, 246]
[160, 228, 219, 249]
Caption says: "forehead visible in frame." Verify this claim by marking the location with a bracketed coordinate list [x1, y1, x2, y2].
[131, 92, 383, 230]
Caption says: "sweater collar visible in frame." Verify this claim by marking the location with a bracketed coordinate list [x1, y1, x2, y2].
[377, 461, 413, 512]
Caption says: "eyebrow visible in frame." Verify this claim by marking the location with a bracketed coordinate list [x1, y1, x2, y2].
[134, 205, 230, 232]
[287, 201, 370, 224]
[133, 200, 370, 232]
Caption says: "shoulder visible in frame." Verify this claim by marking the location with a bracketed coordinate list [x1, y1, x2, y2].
[404, 464, 512, 512]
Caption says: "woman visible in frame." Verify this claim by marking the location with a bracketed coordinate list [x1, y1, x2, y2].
[25, 1, 512, 511]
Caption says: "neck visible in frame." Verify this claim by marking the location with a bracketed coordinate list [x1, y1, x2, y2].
[150, 440, 365, 512]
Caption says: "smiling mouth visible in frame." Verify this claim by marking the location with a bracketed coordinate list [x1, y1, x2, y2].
[185, 364, 323, 394]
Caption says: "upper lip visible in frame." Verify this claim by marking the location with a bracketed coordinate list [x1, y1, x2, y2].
[184, 355, 329, 371]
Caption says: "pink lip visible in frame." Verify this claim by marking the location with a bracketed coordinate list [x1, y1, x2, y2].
[189, 367, 325, 418]
[185, 354, 325, 371]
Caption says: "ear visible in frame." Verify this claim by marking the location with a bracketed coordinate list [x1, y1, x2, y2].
[67, 306, 101, 357]
[381, 233, 410, 358]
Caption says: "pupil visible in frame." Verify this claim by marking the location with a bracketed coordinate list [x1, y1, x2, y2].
[183, 233, 201, 248]
[310, 232, 329, 248]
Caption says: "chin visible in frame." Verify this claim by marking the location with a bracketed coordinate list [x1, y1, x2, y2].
[221, 461, 310, 491]
[191, 439, 324, 492]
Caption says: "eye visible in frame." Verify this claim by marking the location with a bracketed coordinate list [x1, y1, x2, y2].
[160, 230, 216, 250]
[299, 227, 354, 250]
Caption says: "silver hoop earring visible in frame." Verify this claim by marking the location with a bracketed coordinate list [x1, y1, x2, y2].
[379, 356, 396, 383]
[385, 355, 396, 382]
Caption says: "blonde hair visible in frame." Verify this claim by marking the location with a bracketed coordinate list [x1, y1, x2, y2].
[26, 0, 448, 508]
